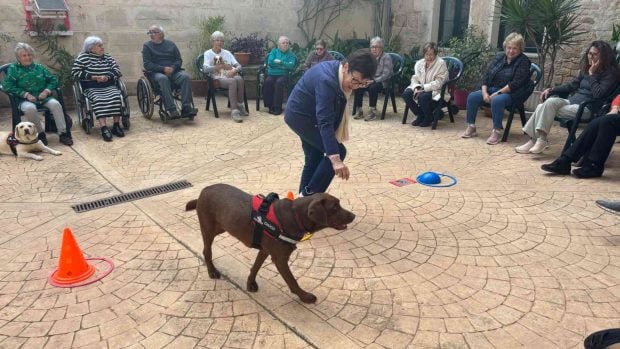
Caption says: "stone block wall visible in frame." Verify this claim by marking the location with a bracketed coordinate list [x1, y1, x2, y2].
[0, 0, 374, 102]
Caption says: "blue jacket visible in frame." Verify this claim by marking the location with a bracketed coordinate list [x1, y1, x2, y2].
[285, 60, 346, 156]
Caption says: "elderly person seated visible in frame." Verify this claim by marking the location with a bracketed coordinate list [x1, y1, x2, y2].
[541, 94, 620, 178]
[303, 39, 334, 71]
[142, 24, 198, 119]
[3, 42, 73, 146]
[263, 36, 297, 115]
[461, 32, 531, 145]
[353, 37, 393, 121]
[515, 40, 619, 154]
[72, 36, 125, 142]
[402, 42, 448, 127]
[203, 31, 247, 123]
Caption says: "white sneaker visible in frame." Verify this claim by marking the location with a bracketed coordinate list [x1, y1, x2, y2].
[461, 125, 477, 138]
[515, 139, 535, 154]
[529, 139, 549, 154]
[232, 109, 243, 123]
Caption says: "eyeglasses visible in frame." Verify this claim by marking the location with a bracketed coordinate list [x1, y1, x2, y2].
[370, 45, 381, 49]
[147, 30, 161, 35]
[350, 75, 370, 88]
[587, 51, 600, 56]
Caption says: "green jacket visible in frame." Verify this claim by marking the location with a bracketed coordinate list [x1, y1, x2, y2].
[267, 48, 297, 76]
[3, 62, 58, 104]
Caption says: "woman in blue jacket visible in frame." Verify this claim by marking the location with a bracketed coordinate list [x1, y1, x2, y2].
[285, 49, 377, 196]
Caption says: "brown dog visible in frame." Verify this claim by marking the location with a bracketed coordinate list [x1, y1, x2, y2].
[186, 183, 355, 303]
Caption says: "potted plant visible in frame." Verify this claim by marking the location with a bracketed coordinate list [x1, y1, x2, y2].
[447, 26, 494, 109]
[228, 33, 267, 65]
[499, 0, 584, 89]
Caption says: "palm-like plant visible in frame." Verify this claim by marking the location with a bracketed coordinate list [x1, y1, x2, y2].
[499, 0, 584, 88]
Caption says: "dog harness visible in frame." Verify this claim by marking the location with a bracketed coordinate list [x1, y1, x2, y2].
[6, 133, 39, 156]
[251, 193, 304, 249]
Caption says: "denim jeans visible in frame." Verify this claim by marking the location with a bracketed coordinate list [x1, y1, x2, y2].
[466, 88, 513, 129]
[286, 118, 346, 195]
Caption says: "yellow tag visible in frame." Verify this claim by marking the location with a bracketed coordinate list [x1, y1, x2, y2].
[301, 232, 314, 241]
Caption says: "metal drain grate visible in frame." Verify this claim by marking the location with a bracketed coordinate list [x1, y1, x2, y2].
[71, 180, 193, 213]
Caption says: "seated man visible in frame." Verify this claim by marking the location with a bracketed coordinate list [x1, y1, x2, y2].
[541, 94, 620, 178]
[142, 24, 198, 118]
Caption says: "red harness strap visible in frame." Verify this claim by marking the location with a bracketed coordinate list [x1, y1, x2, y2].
[251, 194, 301, 249]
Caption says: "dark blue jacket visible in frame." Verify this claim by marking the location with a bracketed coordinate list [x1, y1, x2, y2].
[285, 61, 347, 155]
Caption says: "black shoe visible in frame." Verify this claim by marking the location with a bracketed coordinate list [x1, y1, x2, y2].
[418, 120, 432, 127]
[168, 110, 180, 118]
[38, 132, 48, 146]
[271, 108, 282, 115]
[572, 164, 603, 178]
[182, 106, 198, 117]
[111, 123, 125, 137]
[541, 158, 571, 175]
[101, 126, 113, 142]
[59, 132, 73, 146]
[596, 200, 620, 213]
[411, 118, 422, 126]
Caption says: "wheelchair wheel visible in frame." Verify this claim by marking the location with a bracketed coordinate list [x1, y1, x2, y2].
[159, 109, 169, 124]
[82, 118, 92, 134]
[122, 116, 130, 129]
[72, 83, 85, 126]
[137, 77, 154, 119]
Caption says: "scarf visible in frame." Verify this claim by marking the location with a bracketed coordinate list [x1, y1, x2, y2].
[335, 64, 352, 143]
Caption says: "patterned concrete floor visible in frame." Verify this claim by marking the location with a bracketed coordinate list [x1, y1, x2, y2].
[0, 96, 619, 349]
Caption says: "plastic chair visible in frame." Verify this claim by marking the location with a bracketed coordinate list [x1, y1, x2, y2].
[380, 53, 404, 119]
[401, 56, 464, 129]
[0, 63, 72, 133]
[501, 63, 542, 142]
[255, 56, 296, 111]
[556, 82, 620, 152]
[328, 50, 345, 62]
[195, 54, 248, 118]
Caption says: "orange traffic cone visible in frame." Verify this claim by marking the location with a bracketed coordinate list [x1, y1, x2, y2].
[287, 191, 295, 200]
[50, 227, 96, 285]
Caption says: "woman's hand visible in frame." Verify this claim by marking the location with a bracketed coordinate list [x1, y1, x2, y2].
[608, 106, 620, 115]
[589, 59, 600, 75]
[37, 90, 49, 100]
[329, 154, 349, 180]
[25, 92, 37, 102]
[225, 69, 237, 78]
[482, 91, 491, 103]
[92, 75, 109, 83]
[540, 87, 552, 101]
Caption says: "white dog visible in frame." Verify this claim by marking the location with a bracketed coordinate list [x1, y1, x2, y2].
[0, 121, 62, 161]
[213, 55, 233, 78]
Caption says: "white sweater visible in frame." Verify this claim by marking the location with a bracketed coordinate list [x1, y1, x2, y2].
[409, 57, 449, 102]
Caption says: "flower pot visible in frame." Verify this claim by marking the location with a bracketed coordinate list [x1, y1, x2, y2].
[453, 89, 469, 109]
[234, 52, 251, 66]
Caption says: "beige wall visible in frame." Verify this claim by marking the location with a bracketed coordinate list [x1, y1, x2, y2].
[0, 0, 374, 98]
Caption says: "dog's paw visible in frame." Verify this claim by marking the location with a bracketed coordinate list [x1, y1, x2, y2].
[298, 292, 317, 304]
[52, 151, 62, 156]
[247, 280, 258, 292]
[33, 155, 43, 161]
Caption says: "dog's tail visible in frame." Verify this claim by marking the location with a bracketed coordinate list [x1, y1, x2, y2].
[185, 199, 198, 211]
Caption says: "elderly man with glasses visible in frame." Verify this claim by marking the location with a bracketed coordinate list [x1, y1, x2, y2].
[142, 24, 198, 119]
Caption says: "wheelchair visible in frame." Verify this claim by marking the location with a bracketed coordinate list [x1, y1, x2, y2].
[72, 78, 130, 135]
[136, 71, 195, 123]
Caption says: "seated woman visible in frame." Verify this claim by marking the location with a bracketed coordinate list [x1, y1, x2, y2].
[72, 36, 125, 142]
[461, 32, 531, 145]
[541, 94, 620, 178]
[3, 42, 73, 146]
[203, 31, 247, 123]
[263, 36, 297, 115]
[353, 37, 393, 121]
[516, 40, 619, 154]
[303, 39, 334, 71]
[402, 42, 448, 127]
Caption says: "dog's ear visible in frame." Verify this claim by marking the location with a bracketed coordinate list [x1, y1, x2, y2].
[308, 197, 328, 225]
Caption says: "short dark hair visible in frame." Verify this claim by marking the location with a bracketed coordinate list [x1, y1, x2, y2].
[345, 48, 377, 79]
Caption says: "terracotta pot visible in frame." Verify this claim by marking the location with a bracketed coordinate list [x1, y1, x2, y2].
[234, 52, 250, 66]
[191, 80, 209, 97]
[453, 89, 469, 109]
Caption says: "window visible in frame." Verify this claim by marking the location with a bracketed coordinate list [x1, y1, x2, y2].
[438, 0, 470, 45]
[25, 0, 72, 35]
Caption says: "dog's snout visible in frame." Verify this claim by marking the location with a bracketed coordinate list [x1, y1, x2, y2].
[24, 128, 31, 135]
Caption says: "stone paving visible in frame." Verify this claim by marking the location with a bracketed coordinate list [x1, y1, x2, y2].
[0, 96, 619, 349]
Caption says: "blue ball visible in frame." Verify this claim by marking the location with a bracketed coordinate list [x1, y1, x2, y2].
[417, 171, 441, 185]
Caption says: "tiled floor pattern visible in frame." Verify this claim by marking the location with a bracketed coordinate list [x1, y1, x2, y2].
[0, 96, 619, 349]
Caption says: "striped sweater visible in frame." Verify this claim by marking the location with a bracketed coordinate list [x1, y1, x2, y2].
[71, 52, 122, 89]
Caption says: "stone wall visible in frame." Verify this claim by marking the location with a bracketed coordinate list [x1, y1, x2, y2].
[0, 0, 374, 101]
